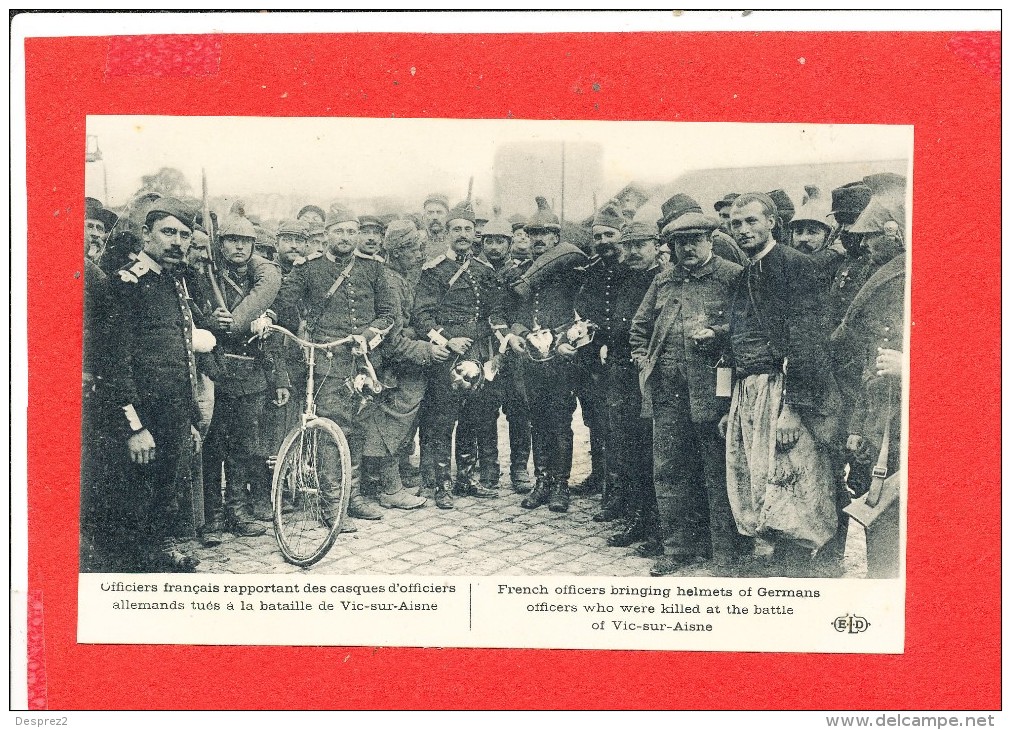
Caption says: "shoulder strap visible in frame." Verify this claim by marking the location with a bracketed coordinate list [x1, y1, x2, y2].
[306, 257, 356, 336]
[447, 257, 471, 289]
[864, 380, 895, 508]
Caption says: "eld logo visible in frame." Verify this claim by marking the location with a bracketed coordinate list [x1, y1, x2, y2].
[833, 614, 871, 634]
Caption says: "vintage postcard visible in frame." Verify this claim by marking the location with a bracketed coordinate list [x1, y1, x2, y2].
[75, 115, 911, 654]
[12, 10, 1000, 712]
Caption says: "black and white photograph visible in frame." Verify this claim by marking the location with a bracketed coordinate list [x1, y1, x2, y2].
[79, 115, 910, 588]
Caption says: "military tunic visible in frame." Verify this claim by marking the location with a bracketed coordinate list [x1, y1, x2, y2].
[575, 260, 658, 515]
[102, 252, 202, 570]
[270, 249, 397, 505]
[202, 255, 282, 521]
[412, 250, 506, 487]
[504, 241, 589, 485]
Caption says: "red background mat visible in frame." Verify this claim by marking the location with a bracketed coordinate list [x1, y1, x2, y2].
[22, 30, 1001, 709]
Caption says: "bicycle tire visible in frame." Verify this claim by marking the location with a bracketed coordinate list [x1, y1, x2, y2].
[271, 417, 352, 567]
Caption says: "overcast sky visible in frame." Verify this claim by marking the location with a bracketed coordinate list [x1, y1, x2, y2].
[87, 115, 911, 210]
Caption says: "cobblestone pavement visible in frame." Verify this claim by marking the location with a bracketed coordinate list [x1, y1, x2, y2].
[184, 412, 868, 578]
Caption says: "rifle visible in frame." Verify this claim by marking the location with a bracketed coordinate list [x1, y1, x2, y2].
[201, 168, 228, 311]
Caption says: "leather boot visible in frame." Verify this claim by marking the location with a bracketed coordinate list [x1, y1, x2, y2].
[347, 461, 383, 520]
[377, 456, 426, 510]
[593, 481, 625, 522]
[521, 475, 552, 510]
[634, 502, 664, 556]
[608, 507, 649, 547]
[548, 478, 571, 513]
[453, 450, 478, 497]
[433, 460, 454, 509]
[224, 506, 267, 538]
[510, 462, 533, 494]
[199, 511, 224, 547]
[399, 450, 421, 486]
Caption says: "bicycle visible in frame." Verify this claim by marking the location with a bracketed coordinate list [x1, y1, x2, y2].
[253, 322, 382, 567]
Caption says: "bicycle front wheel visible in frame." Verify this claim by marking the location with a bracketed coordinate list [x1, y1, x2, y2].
[271, 417, 352, 567]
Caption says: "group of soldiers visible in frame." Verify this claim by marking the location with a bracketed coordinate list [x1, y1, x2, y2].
[80, 170, 905, 579]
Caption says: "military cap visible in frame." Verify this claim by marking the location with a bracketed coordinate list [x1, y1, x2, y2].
[661, 211, 721, 238]
[145, 196, 196, 232]
[359, 214, 386, 232]
[423, 193, 450, 211]
[325, 204, 359, 229]
[84, 197, 118, 231]
[862, 172, 906, 195]
[276, 219, 308, 238]
[481, 216, 514, 239]
[713, 192, 740, 212]
[830, 182, 873, 225]
[524, 196, 561, 232]
[659, 193, 704, 231]
[297, 204, 327, 222]
[306, 224, 325, 238]
[218, 214, 258, 239]
[767, 189, 795, 224]
[592, 204, 627, 232]
[384, 219, 420, 251]
[447, 199, 476, 225]
[621, 221, 659, 243]
[508, 214, 527, 232]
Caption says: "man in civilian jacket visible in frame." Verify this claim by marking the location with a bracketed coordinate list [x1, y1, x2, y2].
[723, 193, 841, 577]
[631, 211, 750, 577]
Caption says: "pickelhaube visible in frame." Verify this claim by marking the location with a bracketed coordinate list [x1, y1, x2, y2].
[524, 196, 561, 232]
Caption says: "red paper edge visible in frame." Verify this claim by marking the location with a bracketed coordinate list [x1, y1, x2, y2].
[21, 30, 1001, 710]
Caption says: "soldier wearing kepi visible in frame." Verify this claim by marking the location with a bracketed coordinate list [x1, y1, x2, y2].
[201, 212, 283, 539]
[631, 211, 750, 577]
[413, 200, 508, 509]
[461, 214, 533, 492]
[103, 197, 205, 572]
[577, 220, 662, 552]
[265, 204, 396, 528]
[505, 196, 590, 513]
[362, 219, 441, 510]
[570, 205, 625, 500]
[358, 214, 386, 260]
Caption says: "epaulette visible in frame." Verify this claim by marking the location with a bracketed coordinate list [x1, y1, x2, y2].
[116, 254, 158, 284]
[297, 252, 323, 265]
[422, 254, 446, 271]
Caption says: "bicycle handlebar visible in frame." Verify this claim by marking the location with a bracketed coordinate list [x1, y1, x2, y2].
[253, 322, 367, 355]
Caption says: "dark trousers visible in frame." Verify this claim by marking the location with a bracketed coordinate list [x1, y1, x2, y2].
[105, 396, 192, 572]
[203, 389, 268, 518]
[455, 377, 501, 482]
[523, 358, 576, 482]
[651, 370, 747, 561]
[501, 356, 532, 472]
[604, 363, 654, 512]
[455, 356, 531, 480]
[313, 363, 366, 504]
[574, 358, 608, 485]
